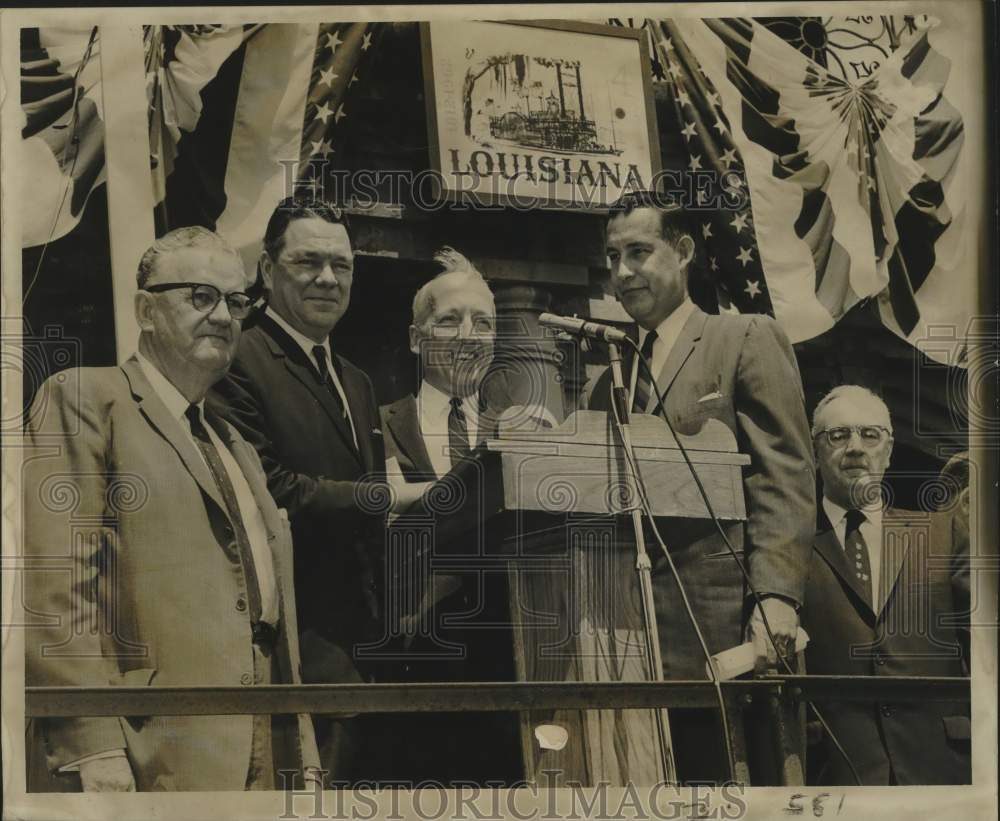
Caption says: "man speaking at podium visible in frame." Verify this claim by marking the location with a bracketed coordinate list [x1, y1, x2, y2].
[588, 190, 816, 783]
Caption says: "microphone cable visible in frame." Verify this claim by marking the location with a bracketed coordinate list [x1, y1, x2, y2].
[606, 360, 737, 782]
[626, 336, 863, 786]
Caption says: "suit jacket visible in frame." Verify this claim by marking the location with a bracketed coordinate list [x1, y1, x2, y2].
[208, 314, 386, 684]
[381, 392, 500, 481]
[377, 391, 524, 782]
[379, 390, 510, 628]
[23, 358, 319, 791]
[382, 393, 441, 481]
[802, 507, 971, 785]
[588, 308, 816, 678]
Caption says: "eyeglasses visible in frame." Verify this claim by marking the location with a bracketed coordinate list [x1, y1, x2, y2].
[428, 317, 496, 338]
[144, 282, 254, 320]
[814, 425, 892, 447]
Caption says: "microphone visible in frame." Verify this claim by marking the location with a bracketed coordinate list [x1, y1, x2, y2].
[539, 313, 629, 344]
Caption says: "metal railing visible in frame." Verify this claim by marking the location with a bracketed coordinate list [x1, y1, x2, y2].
[26, 675, 969, 717]
[24, 676, 970, 786]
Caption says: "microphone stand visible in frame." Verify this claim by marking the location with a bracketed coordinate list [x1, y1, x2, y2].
[605, 340, 676, 783]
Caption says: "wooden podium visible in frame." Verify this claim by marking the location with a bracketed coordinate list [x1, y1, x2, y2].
[390, 409, 750, 786]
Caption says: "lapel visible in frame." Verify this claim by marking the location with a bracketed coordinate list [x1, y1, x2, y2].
[260, 315, 362, 467]
[121, 357, 228, 518]
[204, 409, 280, 543]
[337, 355, 372, 470]
[814, 522, 875, 618]
[206, 408, 293, 632]
[386, 395, 435, 477]
[474, 393, 499, 444]
[649, 308, 709, 415]
[877, 507, 912, 618]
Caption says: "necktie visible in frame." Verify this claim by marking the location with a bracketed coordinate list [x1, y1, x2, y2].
[448, 397, 471, 468]
[845, 508, 873, 607]
[185, 404, 263, 624]
[312, 344, 346, 415]
[632, 330, 658, 414]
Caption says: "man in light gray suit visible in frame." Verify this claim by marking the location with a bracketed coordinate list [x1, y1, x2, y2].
[24, 227, 319, 791]
[588, 190, 816, 783]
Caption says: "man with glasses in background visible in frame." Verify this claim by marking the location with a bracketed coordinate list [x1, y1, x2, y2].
[802, 385, 971, 785]
[24, 226, 319, 791]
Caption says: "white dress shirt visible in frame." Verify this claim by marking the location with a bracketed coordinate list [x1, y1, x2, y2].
[417, 379, 480, 480]
[630, 297, 697, 412]
[822, 495, 884, 605]
[136, 353, 278, 626]
[266, 307, 358, 449]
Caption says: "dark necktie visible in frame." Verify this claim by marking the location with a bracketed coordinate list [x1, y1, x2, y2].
[845, 508, 873, 607]
[185, 405, 263, 624]
[632, 330, 658, 414]
[448, 397, 471, 468]
[312, 344, 346, 416]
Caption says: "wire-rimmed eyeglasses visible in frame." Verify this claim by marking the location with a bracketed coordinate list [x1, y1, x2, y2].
[814, 425, 892, 448]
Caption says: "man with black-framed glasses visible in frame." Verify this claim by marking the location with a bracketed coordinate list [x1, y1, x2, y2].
[23, 226, 319, 791]
[802, 384, 970, 786]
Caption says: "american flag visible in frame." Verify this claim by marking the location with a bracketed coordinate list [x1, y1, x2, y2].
[145, 22, 380, 266]
[619, 15, 971, 364]
[646, 19, 774, 316]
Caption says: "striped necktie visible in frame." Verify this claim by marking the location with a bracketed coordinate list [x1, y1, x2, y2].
[185, 404, 263, 624]
[448, 397, 471, 468]
[632, 330, 658, 414]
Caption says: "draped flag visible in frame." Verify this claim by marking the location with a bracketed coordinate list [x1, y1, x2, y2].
[632, 19, 776, 316]
[145, 22, 379, 269]
[145, 24, 252, 208]
[20, 27, 105, 249]
[651, 18, 975, 362]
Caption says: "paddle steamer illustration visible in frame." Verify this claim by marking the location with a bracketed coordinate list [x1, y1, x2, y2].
[464, 54, 622, 156]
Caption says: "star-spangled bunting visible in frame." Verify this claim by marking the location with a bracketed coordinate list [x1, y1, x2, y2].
[139, 22, 380, 245]
[662, 16, 971, 360]
[644, 19, 775, 315]
[299, 22, 380, 190]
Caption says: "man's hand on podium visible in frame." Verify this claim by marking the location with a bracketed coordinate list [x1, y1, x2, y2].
[749, 596, 799, 674]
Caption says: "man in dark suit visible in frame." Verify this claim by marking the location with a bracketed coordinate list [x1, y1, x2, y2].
[382, 247, 514, 480]
[803, 385, 970, 785]
[588, 191, 816, 783]
[24, 227, 318, 791]
[209, 198, 423, 781]
[379, 247, 523, 784]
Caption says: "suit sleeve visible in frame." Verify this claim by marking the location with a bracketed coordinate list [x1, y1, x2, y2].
[228, 431, 324, 772]
[733, 316, 816, 606]
[23, 372, 129, 770]
[210, 357, 385, 526]
[945, 506, 971, 674]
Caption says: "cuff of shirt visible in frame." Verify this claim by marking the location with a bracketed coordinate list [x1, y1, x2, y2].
[756, 593, 801, 613]
[58, 748, 127, 773]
